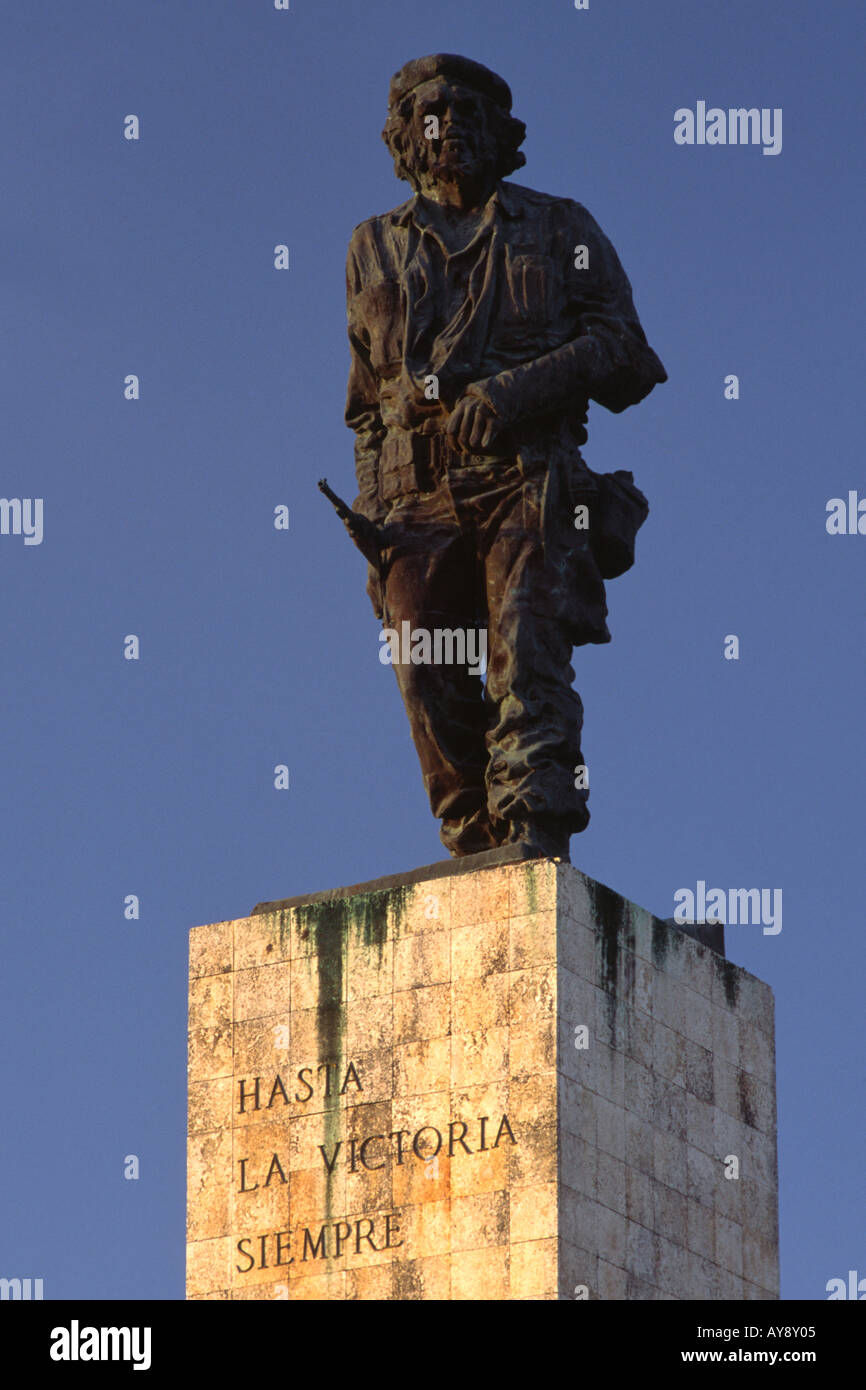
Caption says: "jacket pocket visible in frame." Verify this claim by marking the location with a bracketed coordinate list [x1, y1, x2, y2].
[352, 277, 404, 373]
[503, 249, 550, 323]
[379, 430, 418, 501]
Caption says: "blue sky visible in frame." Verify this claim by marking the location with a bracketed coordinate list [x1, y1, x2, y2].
[0, 0, 862, 1299]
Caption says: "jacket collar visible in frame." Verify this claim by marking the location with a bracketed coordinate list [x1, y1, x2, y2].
[389, 181, 524, 228]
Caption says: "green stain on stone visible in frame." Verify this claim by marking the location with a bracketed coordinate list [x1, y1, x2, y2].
[288, 884, 409, 1246]
[719, 959, 740, 1009]
[294, 898, 347, 1236]
[276, 908, 292, 958]
[590, 881, 624, 991]
[524, 865, 539, 916]
[737, 1069, 756, 1128]
[588, 881, 636, 1050]
[357, 888, 397, 957]
[652, 917, 669, 967]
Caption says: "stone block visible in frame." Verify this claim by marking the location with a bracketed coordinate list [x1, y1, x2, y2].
[187, 859, 779, 1299]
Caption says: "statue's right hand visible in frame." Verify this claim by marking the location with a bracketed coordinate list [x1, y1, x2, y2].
[446, 392, 502, 454]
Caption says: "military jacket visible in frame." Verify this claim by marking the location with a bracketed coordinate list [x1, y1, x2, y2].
[344, 180, 666, 515]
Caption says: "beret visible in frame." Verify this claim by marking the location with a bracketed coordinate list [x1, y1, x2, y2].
[387, 54, 513, 113]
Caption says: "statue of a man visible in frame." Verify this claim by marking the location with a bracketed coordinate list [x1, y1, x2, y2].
[343, 54, 666, 860]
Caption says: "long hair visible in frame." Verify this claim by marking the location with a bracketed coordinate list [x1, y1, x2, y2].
[382, 91, 527, 190]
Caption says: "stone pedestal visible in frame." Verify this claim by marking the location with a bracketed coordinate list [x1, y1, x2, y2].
[187, 856, 779, 1300]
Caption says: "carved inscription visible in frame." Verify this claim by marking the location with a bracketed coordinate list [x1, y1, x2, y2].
[231, 1059, 520, 1275]
[235, 1214, 404, 1273]
[237, 1062, 363, 1113]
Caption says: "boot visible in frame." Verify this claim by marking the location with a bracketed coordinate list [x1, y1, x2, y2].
[440, 809, 500, 857]
[501, 814, 574, 860]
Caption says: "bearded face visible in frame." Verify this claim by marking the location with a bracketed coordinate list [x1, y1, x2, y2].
[398, 79, 501, 194]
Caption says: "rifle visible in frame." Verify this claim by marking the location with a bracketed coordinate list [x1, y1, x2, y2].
[317, 478, 389, 623]
[317, 478, 382, 567]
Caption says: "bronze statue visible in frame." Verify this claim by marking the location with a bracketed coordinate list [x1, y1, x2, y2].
[333, 54, 666, 861]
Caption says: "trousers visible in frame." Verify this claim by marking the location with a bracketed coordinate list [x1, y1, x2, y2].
[375, 451, 594, 855]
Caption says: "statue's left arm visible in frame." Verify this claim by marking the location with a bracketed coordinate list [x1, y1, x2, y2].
[459, 204, 667, 431]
